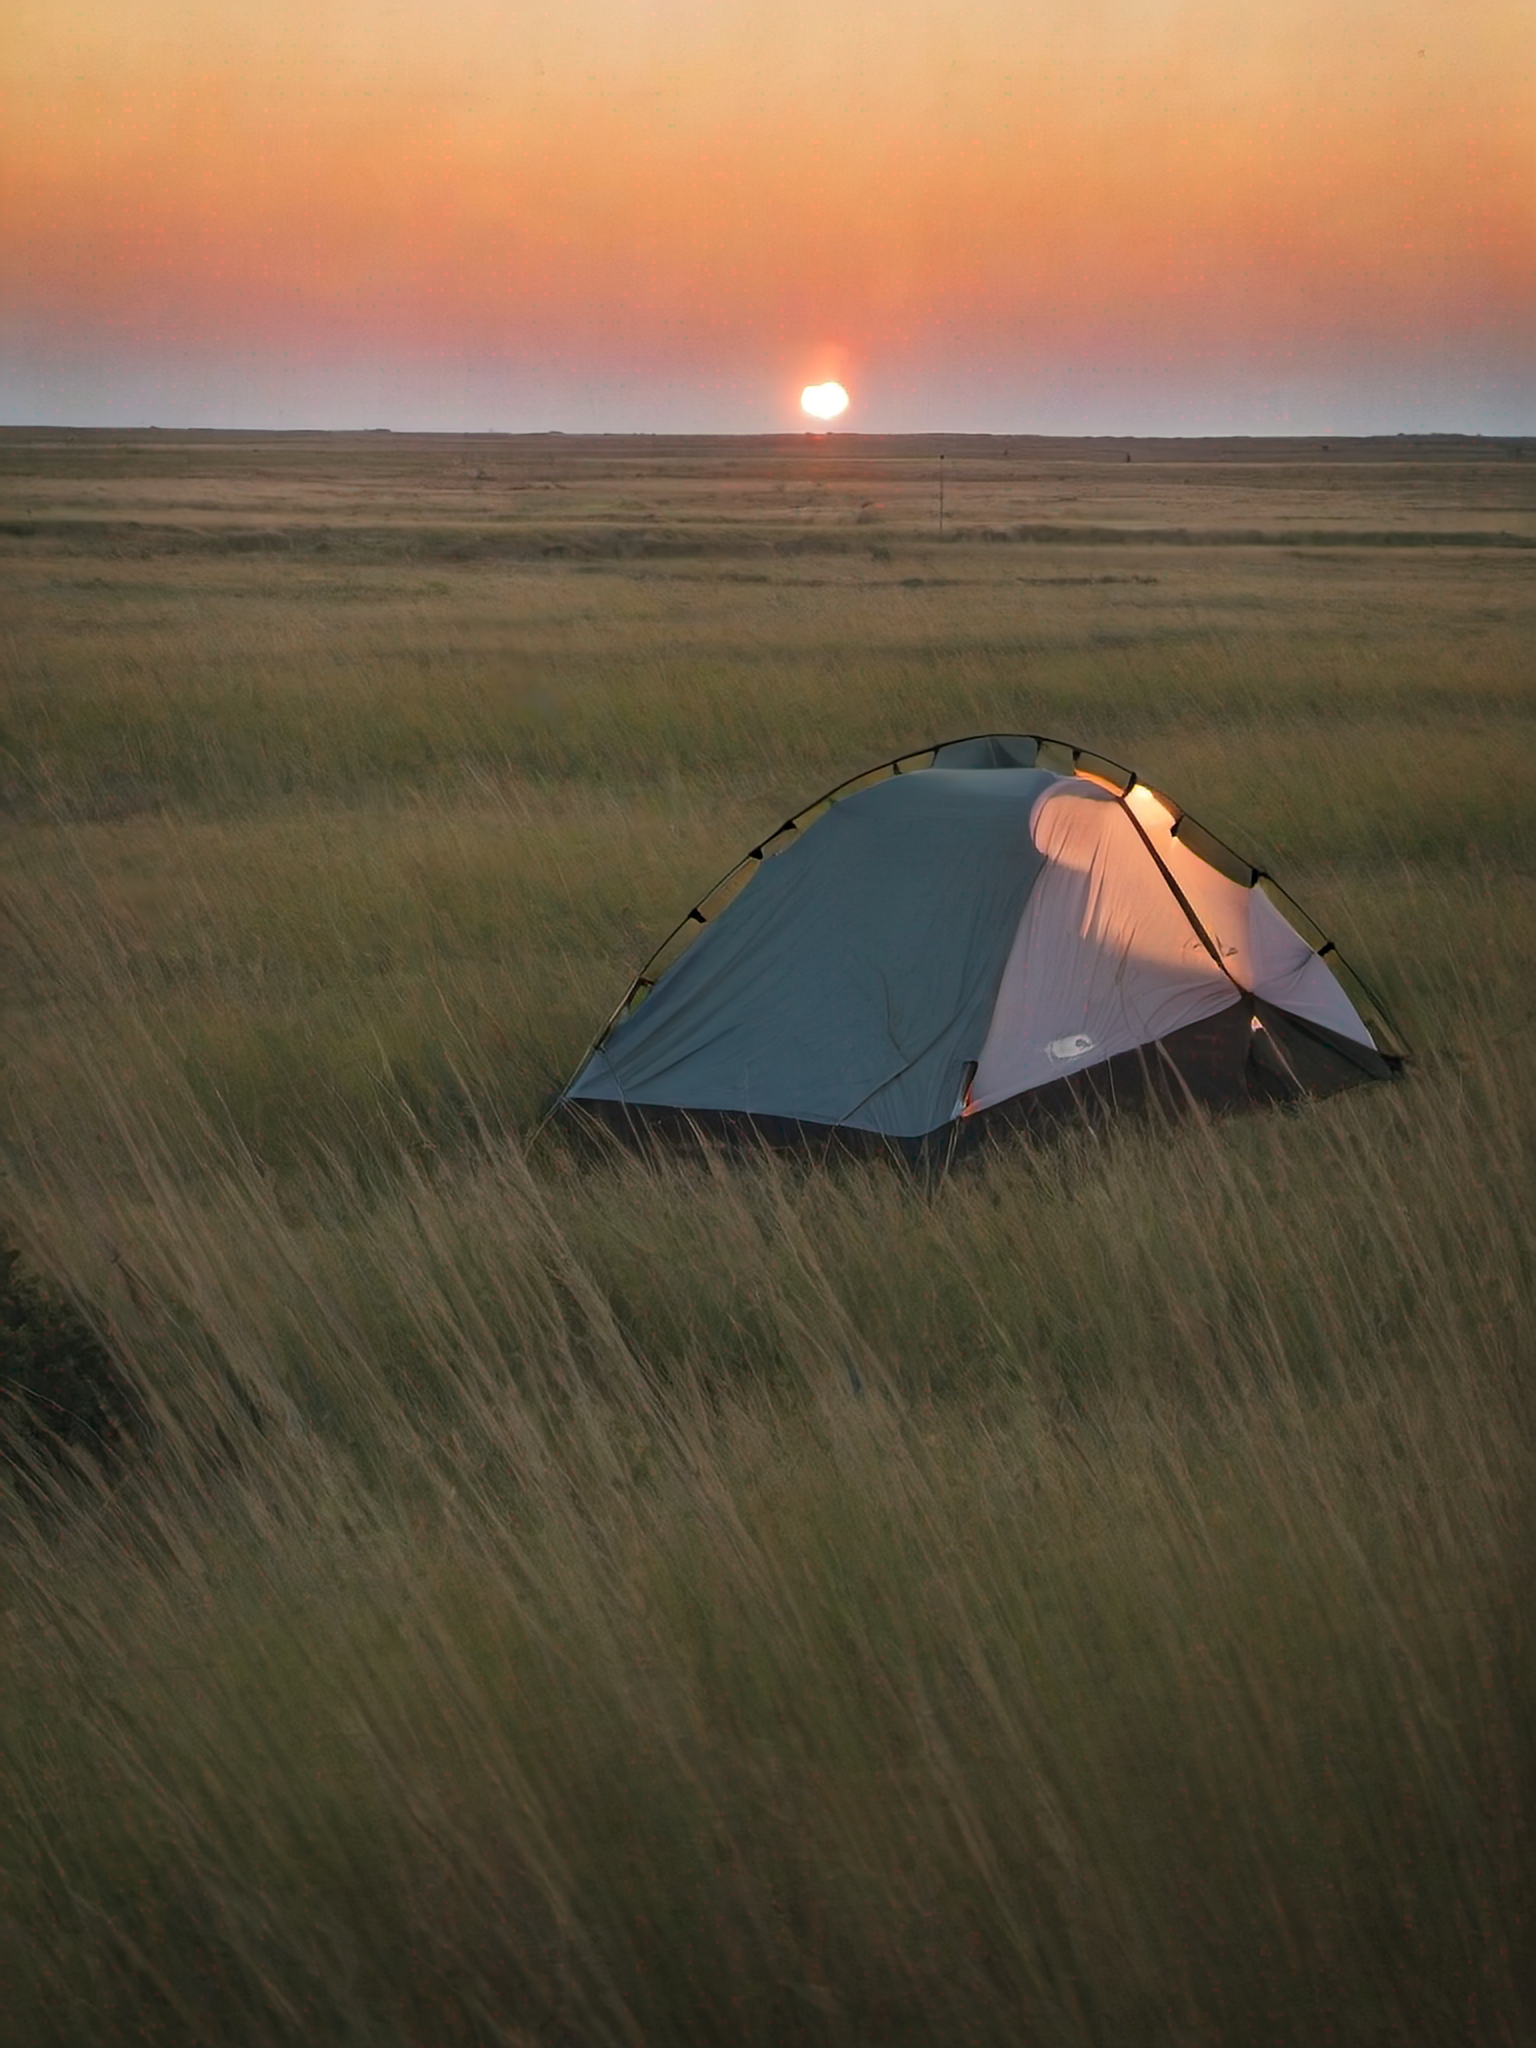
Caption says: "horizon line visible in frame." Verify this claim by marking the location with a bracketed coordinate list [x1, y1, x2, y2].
[2, 422, 1530, 443]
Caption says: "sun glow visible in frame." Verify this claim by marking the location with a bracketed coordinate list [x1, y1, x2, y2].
[800, 381, 849, 421]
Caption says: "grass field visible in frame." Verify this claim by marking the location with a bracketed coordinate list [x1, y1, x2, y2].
[1, 429, 1532, 2045]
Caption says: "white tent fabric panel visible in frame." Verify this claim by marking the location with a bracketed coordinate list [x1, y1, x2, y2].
[968, 784, 1239, 1112]
[967, 781, 1375, 1115]
[1117, 786, 1375, 1048]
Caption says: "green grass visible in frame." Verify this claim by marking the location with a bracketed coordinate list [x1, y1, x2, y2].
[1, 434, 1531, 2045]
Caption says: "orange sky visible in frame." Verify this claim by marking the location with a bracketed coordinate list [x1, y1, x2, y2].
[3, 0, 1531, 429]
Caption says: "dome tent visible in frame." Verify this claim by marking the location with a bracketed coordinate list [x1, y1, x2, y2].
[554, 735, 1404, 1160]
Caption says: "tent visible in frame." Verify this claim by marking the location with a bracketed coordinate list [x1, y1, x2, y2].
[554, 735, 1404, 1159]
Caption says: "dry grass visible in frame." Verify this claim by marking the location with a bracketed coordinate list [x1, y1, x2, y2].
[1, 432, 1531, 2045]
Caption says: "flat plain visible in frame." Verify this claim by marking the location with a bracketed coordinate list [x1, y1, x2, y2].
[1, 428, 1532, 2046]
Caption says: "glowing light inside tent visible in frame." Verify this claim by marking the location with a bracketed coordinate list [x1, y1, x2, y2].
[801, 381, 849, 421]
[1124, 785, 1179, 832]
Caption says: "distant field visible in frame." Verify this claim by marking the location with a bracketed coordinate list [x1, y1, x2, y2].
[1, 431, 1531, 2046]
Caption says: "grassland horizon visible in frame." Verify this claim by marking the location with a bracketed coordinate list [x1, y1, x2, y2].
[1, 431, 1531, 2045]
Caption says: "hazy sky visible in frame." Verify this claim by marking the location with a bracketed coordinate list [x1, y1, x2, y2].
[4, 0, 1531, 432]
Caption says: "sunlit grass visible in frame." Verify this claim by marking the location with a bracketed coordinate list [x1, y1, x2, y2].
[1, 446, 1531, 2044]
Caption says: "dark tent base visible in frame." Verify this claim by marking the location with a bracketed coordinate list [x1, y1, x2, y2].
[959, 998, 1394, 1155]
[551, 998, 1398, 1168]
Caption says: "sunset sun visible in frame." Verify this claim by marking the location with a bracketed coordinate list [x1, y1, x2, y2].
[800, 381, 849, 422]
